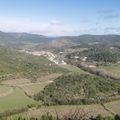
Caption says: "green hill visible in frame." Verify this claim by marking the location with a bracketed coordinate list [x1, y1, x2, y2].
[0, 47, 67, 82]
[35, 74, 120, 105]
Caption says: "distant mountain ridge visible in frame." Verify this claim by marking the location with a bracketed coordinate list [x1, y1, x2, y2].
[0, 31, 51, 43]
[0, 31, 120, 49]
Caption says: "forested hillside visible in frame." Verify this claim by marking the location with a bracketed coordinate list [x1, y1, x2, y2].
[34, 74, 120, 105]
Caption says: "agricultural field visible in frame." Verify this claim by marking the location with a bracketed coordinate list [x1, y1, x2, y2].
[0, 85, 37, 113]
[11, 104, 113, 119]
[10, 99, 120, 119]
[1, 73, 62, 96]
[0, 72, 63, 116]
[99, 63, 120, 77]
[105, 100, 120, 115]
[27, 104, 112, 117]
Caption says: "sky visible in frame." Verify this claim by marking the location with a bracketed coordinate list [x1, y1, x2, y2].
[0, 0, 120, 36]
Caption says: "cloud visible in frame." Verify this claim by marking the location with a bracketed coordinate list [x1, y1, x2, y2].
[80, 19, 89, 23]
[80, 28, 100, 34]
[50, 20, 65, 26]
[76, 26, 120, 35]
[0, 17, 75, 36]
[104, 27, 120, 33]
[1, 16, 120, 36]
[98, 9, 120, 20]
[103, 14, 119, 19]
[98, 9, 114, 14]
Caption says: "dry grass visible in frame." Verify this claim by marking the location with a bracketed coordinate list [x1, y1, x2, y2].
[20, 81, 51, 96]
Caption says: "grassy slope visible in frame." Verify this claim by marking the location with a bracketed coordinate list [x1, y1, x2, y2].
[60, 64, 88, 74]
[0, 86, 37, 113]
[0, 86, 11, 95]
[0, 74, 62, 113]
[0, 47, 67, 80]
[0, 47, 68, 113]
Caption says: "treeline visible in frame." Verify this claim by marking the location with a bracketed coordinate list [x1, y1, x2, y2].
[34, 74, 120, 105]
[66, 46, 120, 63]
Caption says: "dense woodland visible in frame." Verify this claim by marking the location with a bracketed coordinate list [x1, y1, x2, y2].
[34, 74, 120, 105]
